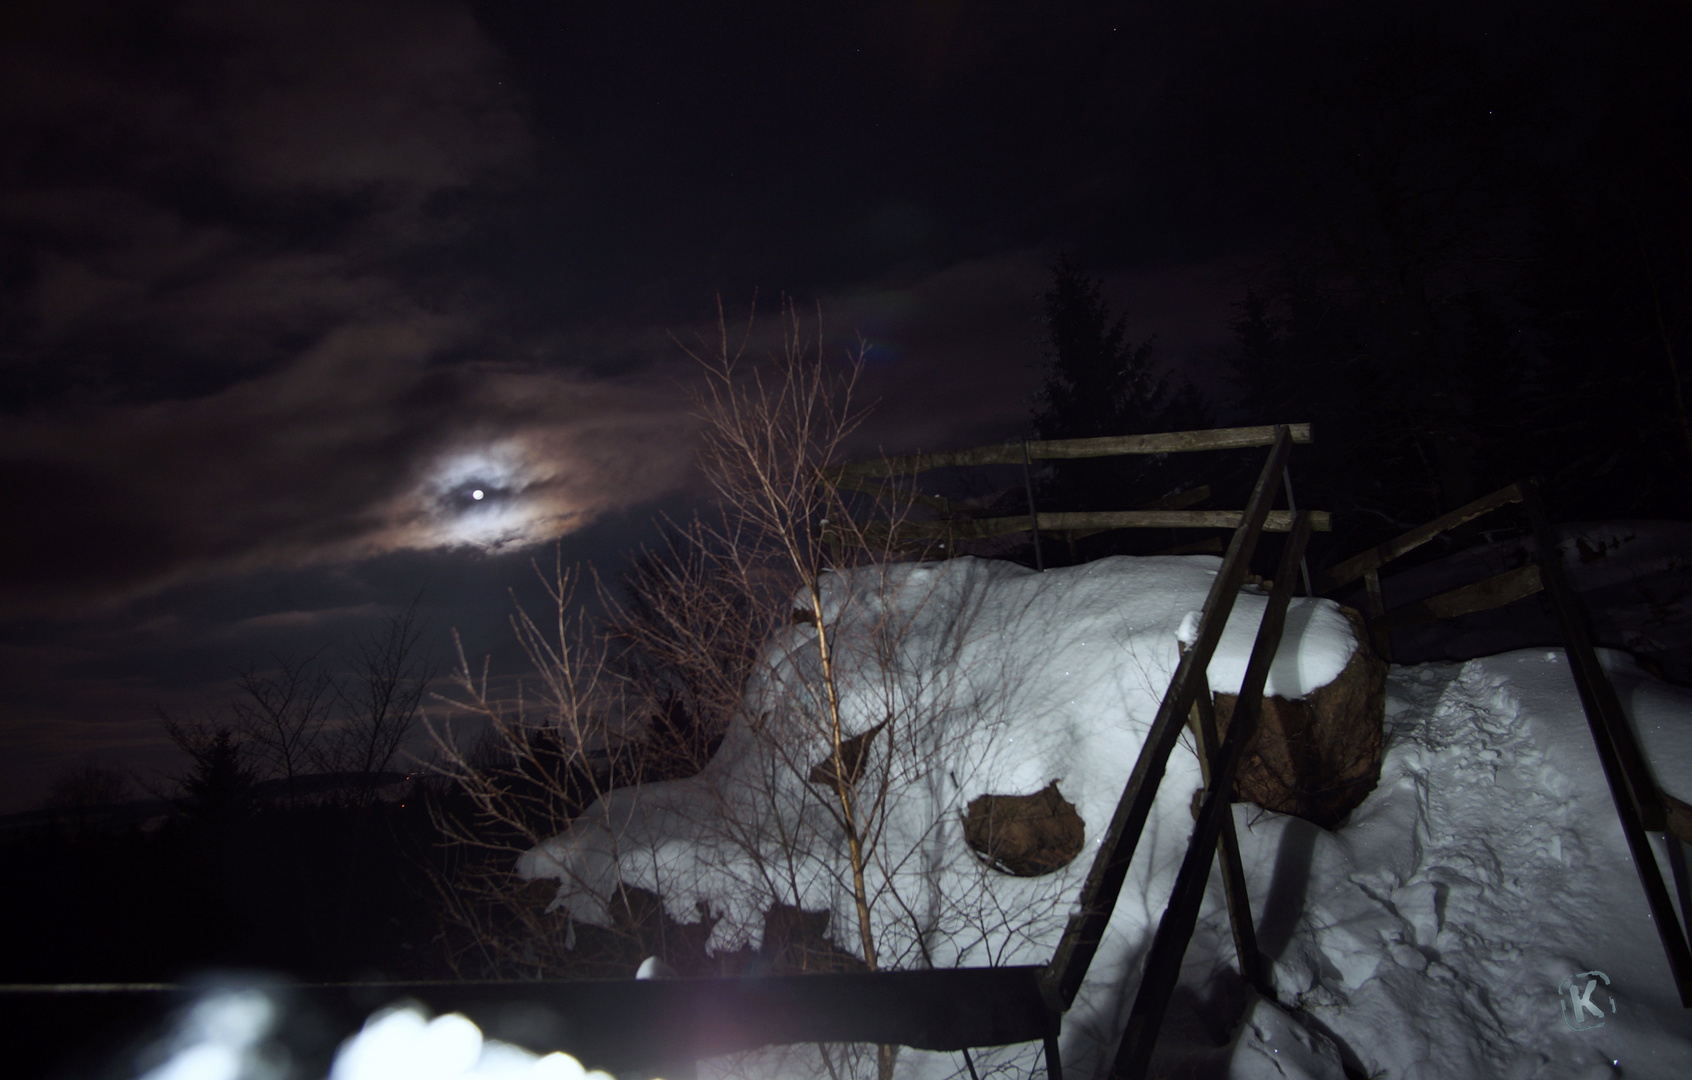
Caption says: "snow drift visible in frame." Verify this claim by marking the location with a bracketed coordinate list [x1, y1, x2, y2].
[518, 554, 1692, 1079]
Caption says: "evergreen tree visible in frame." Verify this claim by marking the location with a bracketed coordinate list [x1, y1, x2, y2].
[1031, 257, 1206, 518]
[161, 720, 257, 825]
[1028, 257, 1208, 562]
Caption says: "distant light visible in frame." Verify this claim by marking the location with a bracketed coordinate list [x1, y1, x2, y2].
[472, 490, 485, 500]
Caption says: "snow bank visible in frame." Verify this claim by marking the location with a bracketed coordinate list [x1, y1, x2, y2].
[520, 555, 1358, 1078]
[517, 554, 1692, 1079]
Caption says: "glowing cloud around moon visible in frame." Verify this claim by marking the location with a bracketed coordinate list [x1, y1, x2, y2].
[396, 442, 581, 552]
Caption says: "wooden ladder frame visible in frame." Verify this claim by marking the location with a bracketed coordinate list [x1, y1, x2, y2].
[1316, 478, 1692, 1008]
[1041, 425, 1313, 1077]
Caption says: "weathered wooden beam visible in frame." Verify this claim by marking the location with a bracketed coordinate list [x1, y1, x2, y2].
[1375, 563, 1544, 632]
[1042, 427, 1294, 1010]
[1316, 481, 1525, 594]
[1114, 512, 1314, 1078]
[0, 967, 1061, 1079]
[1664, 792, 1692, 848]
[850, 509, 1330, 544]
[1187, 670, 1270, 997]
[831, 424, 1312, 479]
[1363, 568, 1392, 661]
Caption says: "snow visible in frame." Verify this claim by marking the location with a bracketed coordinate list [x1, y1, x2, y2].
[1176, 585, 1357, 699]
[511, 554, 1692, 1080]
[326, 1005, 609, 1080]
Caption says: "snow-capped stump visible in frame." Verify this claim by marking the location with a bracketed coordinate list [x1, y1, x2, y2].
[1211, 606, 1386, 829]
[963, 780, 1086, 876]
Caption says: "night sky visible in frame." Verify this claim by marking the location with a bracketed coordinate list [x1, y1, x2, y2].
[1, 1, 1685, 811]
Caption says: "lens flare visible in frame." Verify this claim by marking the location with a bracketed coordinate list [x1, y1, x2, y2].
[133, 987, 610, 1080]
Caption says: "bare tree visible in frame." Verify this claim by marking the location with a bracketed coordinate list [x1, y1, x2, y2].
[428, 554, 659, 978]
[432, 302, 1056, 1080]
[323, 597, 436, 807]
[231, 649, 333, 808]
[40, 761, 131, 812]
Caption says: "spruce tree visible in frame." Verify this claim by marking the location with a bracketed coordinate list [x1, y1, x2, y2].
[1030, 257, 1206, 555]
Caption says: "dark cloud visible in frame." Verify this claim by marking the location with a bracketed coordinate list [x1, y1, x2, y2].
[0, 0, 712, 617]
[0, 321, 700, 616]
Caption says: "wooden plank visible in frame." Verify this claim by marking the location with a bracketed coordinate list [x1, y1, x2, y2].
[1187, 670, 1270, 997]
[0, 967, 1060, 1076]
[1316, 482, 1525, 594]
[1375, 563, 1544, 632]
[832, 424, 1313, 479]
[1114, 513, 1314, 1078]
[1042, 427, 1294, 1010]
[829, 481, 1210, 536]
[1363, 568, 1392, 661]
[851, 509, 1331, 544]
[1665, 792, 1692, 848]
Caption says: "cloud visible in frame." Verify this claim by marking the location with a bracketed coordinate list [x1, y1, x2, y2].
[0, 319, 699, 617]
[0, 0, 530, 395]
[0, 1, 712, 616]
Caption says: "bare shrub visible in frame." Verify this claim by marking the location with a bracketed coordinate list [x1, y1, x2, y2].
[430, 300, 1055, 1080]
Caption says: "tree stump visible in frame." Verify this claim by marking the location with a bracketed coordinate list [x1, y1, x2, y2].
[1211, 606, 1386, 829]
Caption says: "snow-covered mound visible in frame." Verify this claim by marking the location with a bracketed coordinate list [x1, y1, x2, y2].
[520, 555, 1356, 1075]
[520, 556, 1692, 1080]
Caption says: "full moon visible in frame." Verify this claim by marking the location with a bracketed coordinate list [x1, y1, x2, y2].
[472, 489, 484, 500]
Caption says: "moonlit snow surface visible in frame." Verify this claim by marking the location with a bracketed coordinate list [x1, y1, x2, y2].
[519, 554, 1692, 1080]
[1175, 588, 1357, 699]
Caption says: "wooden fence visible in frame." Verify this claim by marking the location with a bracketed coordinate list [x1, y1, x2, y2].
[821, 423, 1329, 561]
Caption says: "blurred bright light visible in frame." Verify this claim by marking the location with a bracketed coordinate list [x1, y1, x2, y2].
[132, 991, 611, 1080]
[472, 489, 485, 500]
[328, 1004, 610, 1080]
[137, 989, 278, 1080]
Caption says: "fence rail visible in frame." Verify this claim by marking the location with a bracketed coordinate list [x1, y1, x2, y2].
[0, 967, 1062, 1080]
[824, 422, 1324, 557]
[829, 423, 1313, 479]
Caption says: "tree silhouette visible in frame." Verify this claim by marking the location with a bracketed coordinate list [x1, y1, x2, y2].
[161, 719, 256, 826]
[1030, 256, 1207, 558]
